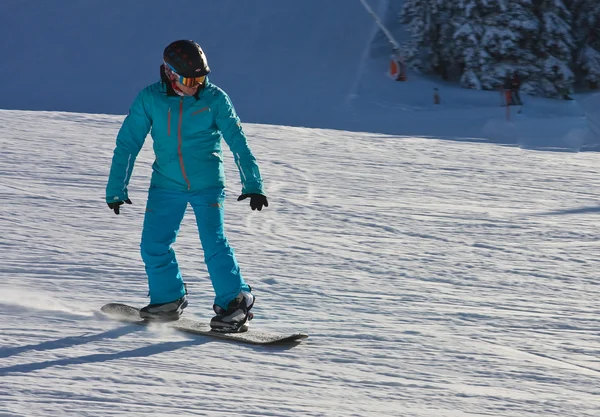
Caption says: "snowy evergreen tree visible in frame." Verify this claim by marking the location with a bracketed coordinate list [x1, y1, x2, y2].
[570, 0, 600, 88]
[496, 0, 539, 94]
[397, 0, 592, 97]
[452, 4, 486, 89]
[532, 0, 575, 97]
[453, 0, 539, 90]
[400, 0, 457, 79]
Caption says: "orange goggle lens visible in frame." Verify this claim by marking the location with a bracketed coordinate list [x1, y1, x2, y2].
[179, 74, 206, 87]
[164, 62, 206, 87]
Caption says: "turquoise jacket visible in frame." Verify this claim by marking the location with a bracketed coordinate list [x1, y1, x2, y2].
[106, 79, 263, 203]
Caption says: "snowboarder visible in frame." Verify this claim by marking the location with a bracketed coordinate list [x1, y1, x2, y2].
[105, 40, 267, 332]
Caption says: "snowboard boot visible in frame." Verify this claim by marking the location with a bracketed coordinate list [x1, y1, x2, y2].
[210, 290, 254, 333]
[140, 294, 188, 322]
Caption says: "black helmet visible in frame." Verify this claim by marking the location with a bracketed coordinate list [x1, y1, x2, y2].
[163, 40, 210, 77]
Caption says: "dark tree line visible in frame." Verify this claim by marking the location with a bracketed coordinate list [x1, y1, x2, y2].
[400, 0, 600, 97]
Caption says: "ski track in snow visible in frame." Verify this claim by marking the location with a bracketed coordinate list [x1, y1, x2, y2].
[1, 111, 599, 416]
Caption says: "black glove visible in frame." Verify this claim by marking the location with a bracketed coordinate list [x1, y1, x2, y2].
[107, 198, 132, 215]
[237, 194, 268, 211]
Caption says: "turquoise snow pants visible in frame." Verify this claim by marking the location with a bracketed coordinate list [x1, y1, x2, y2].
[140, 185, 250, 309]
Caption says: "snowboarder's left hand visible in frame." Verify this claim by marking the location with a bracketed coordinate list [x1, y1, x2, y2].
[237, 194, 268, 211]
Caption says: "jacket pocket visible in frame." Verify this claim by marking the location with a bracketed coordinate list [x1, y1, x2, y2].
[191, 107, 210, 116]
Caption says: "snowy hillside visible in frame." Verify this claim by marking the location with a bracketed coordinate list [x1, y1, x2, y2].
[1, 110, 599, 417]
[1, 1, 599, 415]
[0, 0, 376, 127]
[1, 0, 599, 149]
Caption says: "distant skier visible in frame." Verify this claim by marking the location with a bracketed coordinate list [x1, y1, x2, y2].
[503, 74, 513, 106]
[503, 72, 522, 106]
[511, 72, 523, 106]
[105, 40, 267, 332]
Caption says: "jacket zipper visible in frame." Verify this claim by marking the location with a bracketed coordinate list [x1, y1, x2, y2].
[167, 107, 171, 136]
[177, 98, 191, 190]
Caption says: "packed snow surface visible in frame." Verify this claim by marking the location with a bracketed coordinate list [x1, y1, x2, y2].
[1, 1, 599, 416]
[1, 110, 598, 416]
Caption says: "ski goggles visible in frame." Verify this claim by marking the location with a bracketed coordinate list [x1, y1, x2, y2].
[163, 61, 206, 87]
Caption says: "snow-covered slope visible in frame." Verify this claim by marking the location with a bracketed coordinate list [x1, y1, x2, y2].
[0, 0, 375, 127]
[1, 2, 599, 416]
[1, 0, 598, 149]
[1, 110, 599, 416]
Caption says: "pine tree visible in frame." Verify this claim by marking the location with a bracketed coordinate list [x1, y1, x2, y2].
[453, 0, 539, 91]
[400, 0, 457, 79]
[397, 0, 590, 96]
[570, 0, 600, 89]
[533, 0, 575, 97]
[452, 0, 485, 89]
[495, 0, 539, 94]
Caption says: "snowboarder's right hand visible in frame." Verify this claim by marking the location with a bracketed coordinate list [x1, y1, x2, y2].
[107, 199, 132, 215]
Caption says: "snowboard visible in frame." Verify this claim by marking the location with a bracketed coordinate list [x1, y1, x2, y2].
[100, 303, 308, 346]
